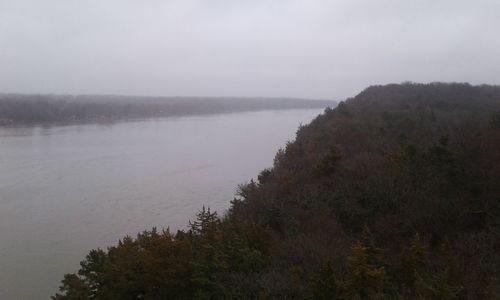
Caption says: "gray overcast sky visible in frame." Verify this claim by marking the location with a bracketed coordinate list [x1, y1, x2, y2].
[0, 0, 499, 99]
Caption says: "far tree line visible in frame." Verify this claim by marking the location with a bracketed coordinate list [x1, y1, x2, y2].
[0, 94, 334, 125]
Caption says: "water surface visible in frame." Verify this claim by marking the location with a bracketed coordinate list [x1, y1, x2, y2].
[0, 109, 322, 299]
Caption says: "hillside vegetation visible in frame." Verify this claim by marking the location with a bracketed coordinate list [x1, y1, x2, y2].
[54, 83, 500, 299]
[0, 94, 332, 125]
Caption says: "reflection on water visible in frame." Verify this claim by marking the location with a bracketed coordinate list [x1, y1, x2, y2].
[0, 109, 322, 299]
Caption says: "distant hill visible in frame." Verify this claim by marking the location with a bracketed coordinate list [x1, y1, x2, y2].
[0, 94, 334, 125]
[54, 83, 500, 299]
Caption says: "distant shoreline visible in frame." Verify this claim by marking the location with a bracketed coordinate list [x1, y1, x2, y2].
[0, 107, 330, 129]
[0, 94, 335, 127]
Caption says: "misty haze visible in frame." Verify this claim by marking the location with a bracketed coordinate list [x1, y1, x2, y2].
[1, 1, 499, 300]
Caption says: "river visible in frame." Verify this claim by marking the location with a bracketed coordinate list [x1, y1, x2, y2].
[0, 108, 323, 299]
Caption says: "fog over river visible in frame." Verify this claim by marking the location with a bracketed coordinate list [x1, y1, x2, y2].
[0, 108, 322, 299]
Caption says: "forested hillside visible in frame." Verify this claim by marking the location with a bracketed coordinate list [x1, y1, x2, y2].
[54, 83, 500, 299]
[0, 94, 332, 125]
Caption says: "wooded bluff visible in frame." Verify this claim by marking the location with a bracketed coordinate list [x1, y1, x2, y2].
[53, 83, 500, 299]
